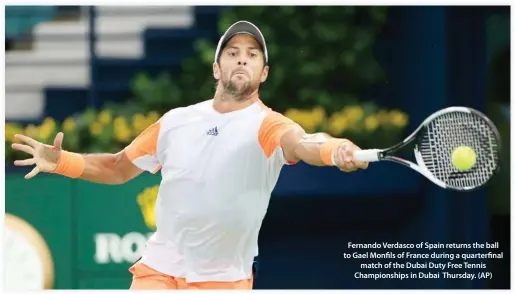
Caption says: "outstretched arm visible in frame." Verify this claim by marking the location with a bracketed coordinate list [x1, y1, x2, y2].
[12, 133, 145, 184]
[280, 123, 368, 172]
[76, 151, 144, 184]
[12, 118, 161, 184]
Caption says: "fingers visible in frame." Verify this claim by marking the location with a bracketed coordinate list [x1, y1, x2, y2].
[25, 166, 40, 179]
[14, 134, 39, 148]
[14, 158, 36, 167]
[337, 141, 351, 162]
[348, 150, 368, 169]
[340, 142, 357, 165]
[337, 141, 368, 171]
[338, 161, 358, 172]
[343, 148, 354, 163]
[349, 154, 368, 170]
[353, 160, 368, 170]
[11, 143, 35, 155]
[53, 132, 64, 151]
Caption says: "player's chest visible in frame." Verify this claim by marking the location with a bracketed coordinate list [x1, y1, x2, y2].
[158, 117, 262, 168]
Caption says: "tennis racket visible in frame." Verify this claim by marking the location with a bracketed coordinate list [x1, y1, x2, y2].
[353, 107, 501, 191]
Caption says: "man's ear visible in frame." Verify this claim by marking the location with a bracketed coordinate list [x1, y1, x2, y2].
[213, 62, 221, 80]
[260, 65, 269, 83]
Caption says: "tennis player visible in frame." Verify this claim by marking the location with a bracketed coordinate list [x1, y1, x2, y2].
[12, 20, 368, 290]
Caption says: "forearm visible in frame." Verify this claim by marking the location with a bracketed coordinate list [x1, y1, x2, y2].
[54, 151, 140, 185]
[80, 153, 130, 184]
[284, 129, 367, 171]
[280, 124, 346, 166]
[294, 133, 346, 166]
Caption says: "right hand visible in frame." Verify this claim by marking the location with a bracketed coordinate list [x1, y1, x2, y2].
[11, 132, 64, 179]
[333, 139, 368, 172]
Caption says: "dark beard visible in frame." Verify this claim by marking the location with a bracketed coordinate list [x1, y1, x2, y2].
[222, 79, 256, 101]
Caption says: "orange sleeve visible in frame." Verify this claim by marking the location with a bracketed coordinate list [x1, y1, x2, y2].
[124, 120, 161, 173]
[258, 111, 297, 163]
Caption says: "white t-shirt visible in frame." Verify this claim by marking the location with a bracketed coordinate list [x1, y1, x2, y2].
[124, 99, 297, 282]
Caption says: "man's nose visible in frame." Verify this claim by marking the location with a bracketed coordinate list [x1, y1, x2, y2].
[237, 58, 248, 66]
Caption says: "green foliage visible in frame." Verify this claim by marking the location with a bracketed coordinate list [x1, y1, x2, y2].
[133, 6, 388, 114]
[131, 72, 181, 113]
[215, 6, 388, 113]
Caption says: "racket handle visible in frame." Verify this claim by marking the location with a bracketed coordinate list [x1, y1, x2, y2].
[353, 149, 381, 162]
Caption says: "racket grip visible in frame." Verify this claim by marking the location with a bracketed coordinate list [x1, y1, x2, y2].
[353, 149, 381, 162]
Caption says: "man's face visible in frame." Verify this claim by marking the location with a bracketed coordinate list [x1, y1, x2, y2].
[213, 34, 269, 100]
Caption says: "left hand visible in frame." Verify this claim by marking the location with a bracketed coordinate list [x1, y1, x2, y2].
[333, 140, 368, 172]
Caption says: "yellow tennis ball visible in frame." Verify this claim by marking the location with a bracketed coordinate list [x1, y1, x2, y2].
[451, 146, 477, 171]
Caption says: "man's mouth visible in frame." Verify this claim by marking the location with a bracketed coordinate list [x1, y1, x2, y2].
[233, 70, 248, 77]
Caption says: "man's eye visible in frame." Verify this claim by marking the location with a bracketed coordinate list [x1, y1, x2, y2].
[228, 52, 237, 56]
[250, 53, 257, 58]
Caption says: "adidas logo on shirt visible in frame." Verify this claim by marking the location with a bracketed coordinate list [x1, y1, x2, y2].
[206, 127, 219, 136]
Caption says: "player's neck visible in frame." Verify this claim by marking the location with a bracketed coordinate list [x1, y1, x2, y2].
[212, 88, 260, 113]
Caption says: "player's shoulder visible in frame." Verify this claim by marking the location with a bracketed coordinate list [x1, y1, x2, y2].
[257, 103, 294, 125]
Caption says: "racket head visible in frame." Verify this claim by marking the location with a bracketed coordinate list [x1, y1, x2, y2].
[412, 107, 501, 191]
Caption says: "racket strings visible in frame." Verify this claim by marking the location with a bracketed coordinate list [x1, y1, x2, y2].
[418, 111, 499, 189]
